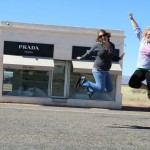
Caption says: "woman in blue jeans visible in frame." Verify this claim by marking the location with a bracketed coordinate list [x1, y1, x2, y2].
[76, 29, 124, 99]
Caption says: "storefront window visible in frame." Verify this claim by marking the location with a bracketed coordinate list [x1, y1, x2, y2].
[3, 69, 50, 97]
[69, 71, 116, 101]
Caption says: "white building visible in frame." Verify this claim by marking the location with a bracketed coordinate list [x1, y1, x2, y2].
[0, 21, 125, 109]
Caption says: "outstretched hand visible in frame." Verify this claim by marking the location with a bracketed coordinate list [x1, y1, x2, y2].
[120, 52, 125, 60]
[76, 56, 81, 60]
[129, 12, 133, 19]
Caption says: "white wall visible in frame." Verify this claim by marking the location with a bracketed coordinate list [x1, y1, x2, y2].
[0, 21, 125, 109]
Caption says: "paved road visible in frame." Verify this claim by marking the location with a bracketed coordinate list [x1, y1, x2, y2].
[0, 103, 149, 150]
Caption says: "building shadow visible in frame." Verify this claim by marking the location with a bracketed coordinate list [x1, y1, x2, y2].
[121, 106, 150, 112]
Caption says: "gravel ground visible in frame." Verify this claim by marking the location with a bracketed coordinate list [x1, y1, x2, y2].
[0, 103, 149, 150]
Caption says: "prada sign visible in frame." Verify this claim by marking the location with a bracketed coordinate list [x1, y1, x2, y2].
[4, 41, 54, 58]
[72, 46, 120, 62]
[72, 46, 94, 60]
[22, 66, 35, 70]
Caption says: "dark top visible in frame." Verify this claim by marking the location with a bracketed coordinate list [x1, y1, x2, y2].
[80, 42, 117, 71]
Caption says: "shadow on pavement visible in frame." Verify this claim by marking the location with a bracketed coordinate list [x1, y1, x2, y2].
[108, 124, 150, 130]
[122, 106, 150, 112]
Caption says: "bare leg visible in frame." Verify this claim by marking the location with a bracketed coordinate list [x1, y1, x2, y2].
[141, 83, 150, 99]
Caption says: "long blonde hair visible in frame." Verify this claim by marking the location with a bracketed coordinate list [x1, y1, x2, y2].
[144, 27, 150, 37]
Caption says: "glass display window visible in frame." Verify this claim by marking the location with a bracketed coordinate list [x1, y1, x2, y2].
[69, 71, 116, 101]
[3, 69, 50, 97]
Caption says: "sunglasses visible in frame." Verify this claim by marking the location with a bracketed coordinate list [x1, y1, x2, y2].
[98, 33, 107, 38]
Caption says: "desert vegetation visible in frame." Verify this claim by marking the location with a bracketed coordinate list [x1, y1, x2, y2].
[121, 85, 150, 107]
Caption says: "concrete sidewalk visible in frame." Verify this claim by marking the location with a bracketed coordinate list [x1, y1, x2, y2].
[0, 103, 150, 150]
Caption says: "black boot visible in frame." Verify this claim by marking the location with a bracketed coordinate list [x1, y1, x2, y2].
[76, 76, 86, 89]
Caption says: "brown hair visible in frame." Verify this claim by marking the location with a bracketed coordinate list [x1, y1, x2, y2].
[96, 29, 111, 42]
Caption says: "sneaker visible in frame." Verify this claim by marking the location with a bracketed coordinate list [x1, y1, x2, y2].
[76, 76, 86, 89]
[87, 91, 92, 99]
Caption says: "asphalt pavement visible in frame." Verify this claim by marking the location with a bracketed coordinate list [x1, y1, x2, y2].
[0, 103, 149, 150]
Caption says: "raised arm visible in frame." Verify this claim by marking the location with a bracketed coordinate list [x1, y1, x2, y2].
[76, 43, 98, 60]
[129, 13, 138, 28]
[129, 12, 142, 40]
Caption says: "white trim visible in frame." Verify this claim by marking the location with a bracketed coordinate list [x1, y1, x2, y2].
[3, 55, 54, 71]
[0, 96, 122, 109]
[0, 21, 125, 38]
[72, 61, 122, 75]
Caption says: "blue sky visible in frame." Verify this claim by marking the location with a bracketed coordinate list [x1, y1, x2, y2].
[0, 0, 150, 76]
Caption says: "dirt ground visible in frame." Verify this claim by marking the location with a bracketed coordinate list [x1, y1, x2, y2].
[122, 100, 150, 111]
[122, 99, 150, 107]
[121, 85, 150, 111]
